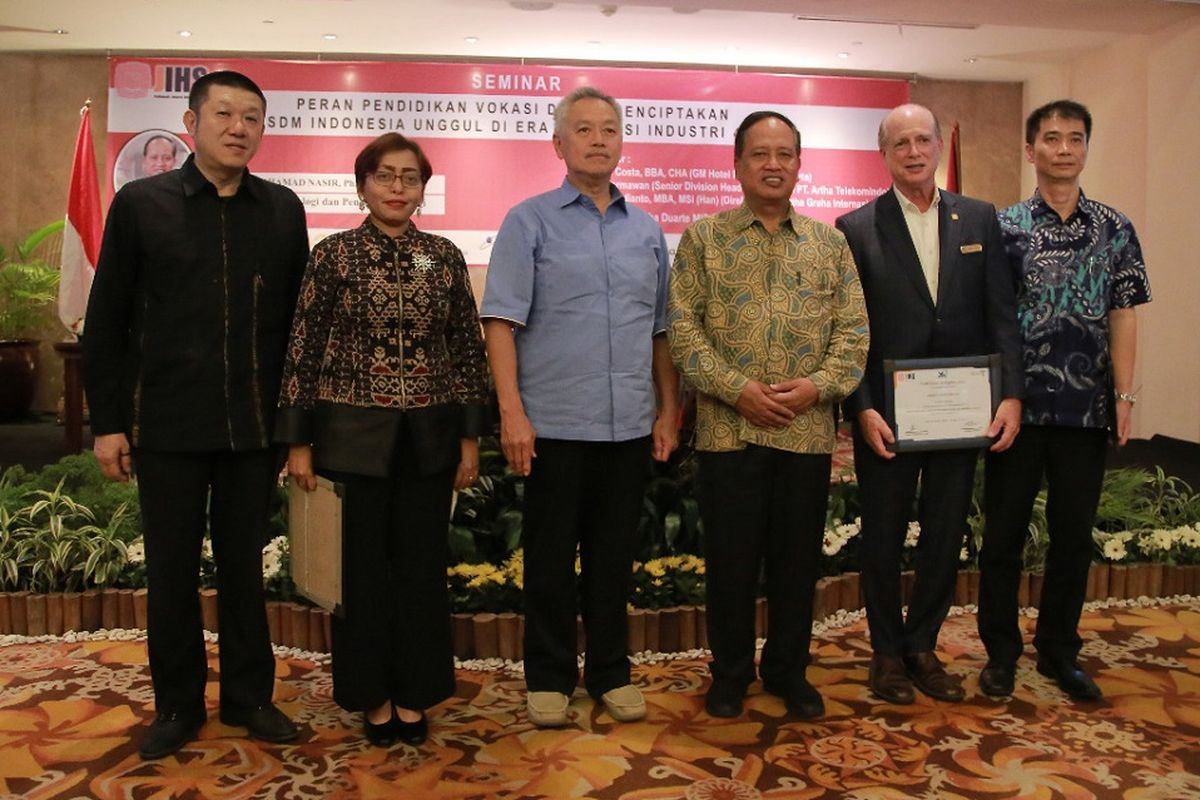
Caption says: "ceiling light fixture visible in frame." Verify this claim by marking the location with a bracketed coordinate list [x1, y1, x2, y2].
[53, 28, 68, 35]
[837, 52, 849, 59]
[464, 36, 479, 44]
[178, 30, 192, 37]
[323, 33, 338, 40]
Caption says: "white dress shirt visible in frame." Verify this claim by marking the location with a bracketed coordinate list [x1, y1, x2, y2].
[894, 186, 941, 303]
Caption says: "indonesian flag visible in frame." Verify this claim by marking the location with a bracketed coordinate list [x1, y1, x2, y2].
[59, 102, 103, 336]
[946, 121, 962, 194]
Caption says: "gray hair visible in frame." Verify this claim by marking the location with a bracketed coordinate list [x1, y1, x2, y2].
[553, 86, 622, 136]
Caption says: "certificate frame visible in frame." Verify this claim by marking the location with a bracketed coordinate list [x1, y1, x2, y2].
[287, 476, 345, 616]
[883, 354, 1001, 453]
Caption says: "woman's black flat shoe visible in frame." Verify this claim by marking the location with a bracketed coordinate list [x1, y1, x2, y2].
[363, 712, 398, 747]
[394, 712, 428, 746]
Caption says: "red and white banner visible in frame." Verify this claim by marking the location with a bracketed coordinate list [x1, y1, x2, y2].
[107, 58, 906, 263]
[60, 101, 103, 335]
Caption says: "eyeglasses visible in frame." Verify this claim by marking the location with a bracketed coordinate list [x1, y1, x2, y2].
[369, 171, 422, 189]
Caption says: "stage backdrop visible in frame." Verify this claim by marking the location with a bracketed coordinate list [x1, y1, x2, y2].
[106, 58, 907, 263]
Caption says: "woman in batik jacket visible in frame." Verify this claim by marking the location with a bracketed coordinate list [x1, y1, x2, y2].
[276, 133, 488, 747]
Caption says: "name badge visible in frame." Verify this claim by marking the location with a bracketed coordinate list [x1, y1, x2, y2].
[960, 243, 983, 254]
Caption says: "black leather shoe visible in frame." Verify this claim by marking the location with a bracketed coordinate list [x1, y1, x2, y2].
[979, 663, 1016, 697]
[220, 703, 299, 743]
[364, 711, 399, 747]
[395, 711, 428, 746]
[139, 710, 206, 760]
[763, 676, 825, 719]
[869, 655, 915, 705]
[1037, 657, 1102, 701]
[904, 651, 965, 702]
[704, 681, 745, 718]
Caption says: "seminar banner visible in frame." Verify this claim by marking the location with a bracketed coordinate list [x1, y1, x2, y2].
[107, 58, 907, 262]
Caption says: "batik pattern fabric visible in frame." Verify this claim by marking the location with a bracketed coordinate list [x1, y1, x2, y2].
[668, 204, 868, 454]
[279, 220, 488, 412]
[999, 191, 1150, 429]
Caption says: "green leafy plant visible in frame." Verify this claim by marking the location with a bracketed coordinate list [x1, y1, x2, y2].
[448, 439, 525, 564]
[0, 220, 63, 340]
[9, 453, 140, 539]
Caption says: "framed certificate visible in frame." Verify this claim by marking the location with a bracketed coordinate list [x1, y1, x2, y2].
[883, 354, 1001, 452]
[288, 476, 345, 615]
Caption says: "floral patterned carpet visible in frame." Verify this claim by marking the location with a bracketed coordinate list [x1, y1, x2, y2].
[2, 598, 1198, 800]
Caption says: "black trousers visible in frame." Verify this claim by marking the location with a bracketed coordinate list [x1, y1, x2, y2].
[853, 428, 979, 656]
[133, 448, 279, 716]
[521, 437, 651, 698]
[698, 446, 831, 691]
[320, 459, 457, 713]
[979, 425, 1108, 666]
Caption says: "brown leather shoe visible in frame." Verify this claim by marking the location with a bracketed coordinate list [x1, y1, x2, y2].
[904, 651, 965, 702]
[869, 655, 915, 705]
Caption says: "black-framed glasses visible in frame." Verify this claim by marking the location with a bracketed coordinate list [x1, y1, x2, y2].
[370, 171, 422, 189]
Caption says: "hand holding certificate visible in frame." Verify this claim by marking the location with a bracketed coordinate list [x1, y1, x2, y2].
[883, 355, 1002, 452]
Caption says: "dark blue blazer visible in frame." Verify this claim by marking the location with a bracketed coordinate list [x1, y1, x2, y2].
[835, 187, 1022, 418]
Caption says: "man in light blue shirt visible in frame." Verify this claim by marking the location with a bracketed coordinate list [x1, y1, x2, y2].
[481, 85, 679, 727]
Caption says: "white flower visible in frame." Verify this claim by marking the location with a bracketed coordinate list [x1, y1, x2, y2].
[262, 535, 288, 579]
[1181, 527, 1200, 549]
[126, 540, 145, 565]
[959, 547, 970, 562]
[904, 521, 921, 548]
[1103, 539, 1128, 562]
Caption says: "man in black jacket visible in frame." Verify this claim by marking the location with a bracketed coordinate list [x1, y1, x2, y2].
[84, 70, 309, 759]
[836, 104, 1022, 706]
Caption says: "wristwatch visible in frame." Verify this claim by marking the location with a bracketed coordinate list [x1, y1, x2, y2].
[1116, 391, 1138, 404]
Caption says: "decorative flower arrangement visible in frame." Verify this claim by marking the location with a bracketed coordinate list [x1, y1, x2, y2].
[629, 554, 706, 609]
[1094, 523, 1200, 565]
[447, 551, 524, 613]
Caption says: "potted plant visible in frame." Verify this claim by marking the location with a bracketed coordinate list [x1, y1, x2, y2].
[0, 220, 63, 421]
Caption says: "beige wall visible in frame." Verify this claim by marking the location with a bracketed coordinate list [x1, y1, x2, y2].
[0, 55, 109, 414]
[911, 79, 1024, 209]
[1022, 18, 1200, 443]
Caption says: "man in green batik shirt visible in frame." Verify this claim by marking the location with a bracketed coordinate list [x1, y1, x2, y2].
[668, 110, 868, 721]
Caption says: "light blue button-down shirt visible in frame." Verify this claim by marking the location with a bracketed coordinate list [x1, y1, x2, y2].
[481, 178, 670, 442]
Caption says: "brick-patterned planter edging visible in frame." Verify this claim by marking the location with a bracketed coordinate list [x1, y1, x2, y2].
[2, 563, 1198, 655]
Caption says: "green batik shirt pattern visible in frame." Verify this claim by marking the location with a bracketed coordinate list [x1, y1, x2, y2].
[668, 204, 869, 454]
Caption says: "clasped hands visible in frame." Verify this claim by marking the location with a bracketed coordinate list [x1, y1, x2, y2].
[734, 377, 819, 428]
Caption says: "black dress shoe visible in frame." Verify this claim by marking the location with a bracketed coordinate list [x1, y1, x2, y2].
[704, 681, 745, 718]
[219, 703, 299, 743]
[763, 677, 825, 719]
[139, 710, 206, 760]
[364, 712, 399, 747]
[869, 655, 915, 705]
[1037, 657, 1102, 701]
[904, 651, 965, 702]
[979, 663, 1016, 697]
[395, 711, 428, 746]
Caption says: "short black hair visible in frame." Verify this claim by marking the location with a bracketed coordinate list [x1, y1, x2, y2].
[354, 133, 434, 193]
[734, 111, 801, 160]
[188, 70, 267, 114]
[1025, 99, 1092, 144]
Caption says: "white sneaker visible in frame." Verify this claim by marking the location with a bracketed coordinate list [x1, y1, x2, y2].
[600, 684, 646, 722]
[526, 691, 570, 727]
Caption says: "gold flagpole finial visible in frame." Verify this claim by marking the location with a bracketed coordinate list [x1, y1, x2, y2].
[80, 98, 92, 116]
